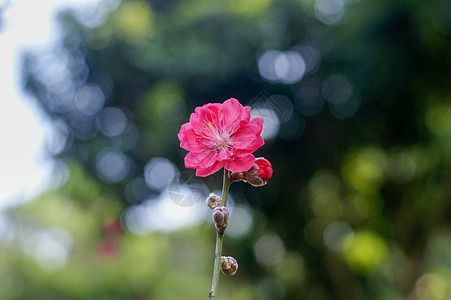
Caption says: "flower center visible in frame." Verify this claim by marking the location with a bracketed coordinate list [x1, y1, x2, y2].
[207, 122, 231, 151]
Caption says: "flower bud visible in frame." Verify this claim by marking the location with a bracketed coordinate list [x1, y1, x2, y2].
[221, 256, 238, 276]
[244, 158, 273, 187]
[212, 206, 229, 235]
[255, 158, 273, 182]
[206, 193, 222, 209]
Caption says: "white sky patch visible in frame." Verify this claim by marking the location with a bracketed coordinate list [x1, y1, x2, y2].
[0, 0, 102, 209]
[125, 185, 210, 235]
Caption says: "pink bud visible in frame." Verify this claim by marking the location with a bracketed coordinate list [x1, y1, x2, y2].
[255, 158, 273, 183]
[244, 158, 273, 187]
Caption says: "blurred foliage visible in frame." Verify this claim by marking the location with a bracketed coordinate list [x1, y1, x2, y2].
[2, 0, 450, 298]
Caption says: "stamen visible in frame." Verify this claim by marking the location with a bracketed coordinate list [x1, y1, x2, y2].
[207, 122, 230, 150]
[207, 122, 222, 141]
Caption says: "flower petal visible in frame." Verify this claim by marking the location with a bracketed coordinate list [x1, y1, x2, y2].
[189, 103, 221, 133]
[185, 150, 216, 169]
[218, 98, 245, 134]
[178, 123, 204, 152]
[241, 105, 251, 123]
[195, 161, 223, 177]
[224, 154, 255, 172]
[230, 117, 264, 151]
[236, 136, 264, 156]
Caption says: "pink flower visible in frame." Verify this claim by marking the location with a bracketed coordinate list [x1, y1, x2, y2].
[254, 158, 273, 183]
[178, 98, 264, 177]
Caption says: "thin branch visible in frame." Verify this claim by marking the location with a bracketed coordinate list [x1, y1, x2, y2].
[209, 169, 231, 299]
